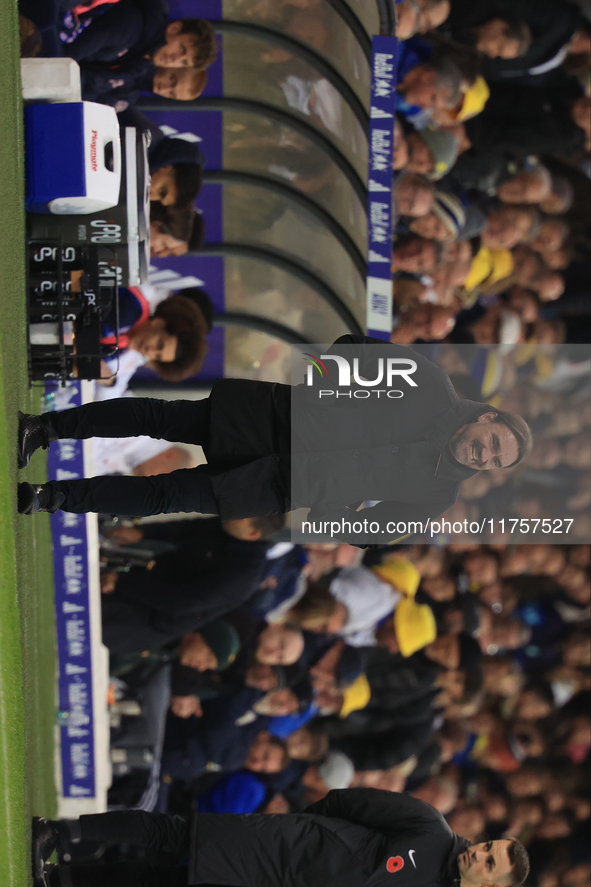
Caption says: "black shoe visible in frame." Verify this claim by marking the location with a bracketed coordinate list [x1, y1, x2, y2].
[32, 819, 60, 880]
[18, 483, 65, 515]
[18, 411, 57, 469]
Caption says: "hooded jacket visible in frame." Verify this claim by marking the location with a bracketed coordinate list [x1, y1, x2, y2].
[203, 337, 489, 544]
[189, 788, 470, 886]
[63, 0, 167, 64]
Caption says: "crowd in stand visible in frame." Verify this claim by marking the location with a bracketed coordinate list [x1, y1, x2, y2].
[16, 2, 591, 886]
[389, 0, 591, 346]
[19, 0, 591, 349]
[101, 524, 590, 887]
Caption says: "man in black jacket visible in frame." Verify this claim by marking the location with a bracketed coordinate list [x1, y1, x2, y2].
[32, 788, 530, 887]
[99, 515, 283, 657]
[18, 338, 532, 545]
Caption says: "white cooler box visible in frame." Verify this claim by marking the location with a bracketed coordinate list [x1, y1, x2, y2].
[25, 101, 121, 214]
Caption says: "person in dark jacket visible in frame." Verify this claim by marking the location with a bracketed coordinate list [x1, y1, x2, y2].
[18, 337, 533, 546]
[32, 788, 531, 887]
[62, 1, 216, 69]
[117, 106, 207, 205]
[442, 0, 584, 83]
[79, 59, 208, 109]
[161, 693, 291, 783]
[99, 515, 283, 656]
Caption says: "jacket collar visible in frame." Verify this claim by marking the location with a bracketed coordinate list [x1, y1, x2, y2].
[441, 833, 472, 887]
[425, 399, 493, 482]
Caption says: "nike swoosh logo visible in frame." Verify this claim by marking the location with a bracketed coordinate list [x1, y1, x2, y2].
[408, 850, 417, 868]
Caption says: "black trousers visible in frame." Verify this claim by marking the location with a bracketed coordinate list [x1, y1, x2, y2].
[46, 398, 220, 516]
[60, 811, 189, 887]
[54, 812, 228, 887]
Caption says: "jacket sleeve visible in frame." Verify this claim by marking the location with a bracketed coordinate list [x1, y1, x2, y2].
[305, 789, 444, 835]
[117, 557, 264, 635]
[140, 518, 203, 544]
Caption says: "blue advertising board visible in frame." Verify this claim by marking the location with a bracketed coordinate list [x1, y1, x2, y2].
[46, 381, 98, 800]
[366, 35, 398, 339]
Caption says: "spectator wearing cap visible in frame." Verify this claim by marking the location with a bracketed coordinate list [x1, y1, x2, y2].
[372, 557, 438, 656]
[435, 76, 490, 127]
[497, 166, 553, 204]
[441, 0, 585, 83]
[168, 621, 243, 719]
[404, 125, 460, 179]
[460, 244, 515, 305]
[409, 191, 487, 246]
[395, 38, 464, 127]
[278, 566, 401, 647]
[409, 191, 467, 241]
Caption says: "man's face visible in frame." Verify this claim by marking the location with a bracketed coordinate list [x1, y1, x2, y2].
[483, 208, 533, 250]
[245, 733, 286, 773]
[539, 191, 568, 215]
[449, 413, 519, 471]
[152, 67, 205, 101]
[410, 212, 453, 241]
[178, 632, 218, 671]
[149, 221, 188, 258]
[497, 172, 549, 205]
[458, 840, 514, 886]
[128, 316, 178, 362]
[418, 1, 451, 33]
[152, 22, 199, 67]
[286, 727, 316, 760]
[531, 219, 565, 253]
[393, 236, 437, 273]
[395, 177, 433, 216]
[444, 240, 472, 265]
[396, 0, 420, 39]
[244, 662, 278, 691]
[404, 69, 450, 110]
[476, 21, 522, 59]
[256, 624, 304, 665]
[406, 133, 435, 175]
[150, 166, 178, 206]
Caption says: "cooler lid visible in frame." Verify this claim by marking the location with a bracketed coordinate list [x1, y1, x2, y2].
[137, 129, 151, 243]
[124, 128, 139, 243]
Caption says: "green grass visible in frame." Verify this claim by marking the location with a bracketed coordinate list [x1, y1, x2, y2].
[0, 2, 57, 884]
